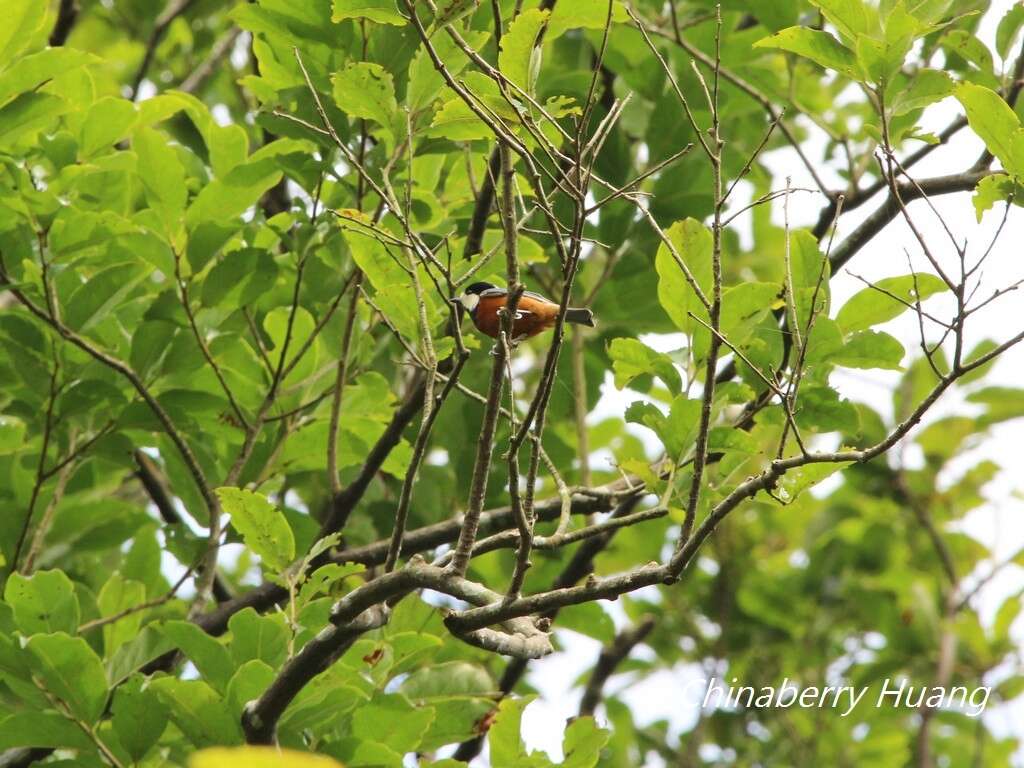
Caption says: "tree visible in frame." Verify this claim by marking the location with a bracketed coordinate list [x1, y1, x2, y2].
[1, 0, 1023, 765]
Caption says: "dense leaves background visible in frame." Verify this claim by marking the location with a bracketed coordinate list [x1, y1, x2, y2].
[1, 0, 1023, 766]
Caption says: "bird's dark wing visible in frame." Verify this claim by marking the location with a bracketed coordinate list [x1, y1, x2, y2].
[479, 287, 508, 299]
[521, 289, 558, 305]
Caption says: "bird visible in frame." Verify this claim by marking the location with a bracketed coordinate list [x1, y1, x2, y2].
[451, 281, 595, 343]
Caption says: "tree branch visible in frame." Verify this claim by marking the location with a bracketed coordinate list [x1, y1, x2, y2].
[129, 0, 198, 100]
[242, 605, 390, 744]
[577, 615, 656, 718]
[243, 562, 554, 743]
[196, 485, 628, 636]
[48, 0, 79, 47]
[134, 451, 232, 603]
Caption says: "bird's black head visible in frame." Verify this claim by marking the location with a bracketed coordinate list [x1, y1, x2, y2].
[465, 281, 496, 295]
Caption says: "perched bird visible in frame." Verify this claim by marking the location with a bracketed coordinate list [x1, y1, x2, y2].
[451, 281, 595, 343]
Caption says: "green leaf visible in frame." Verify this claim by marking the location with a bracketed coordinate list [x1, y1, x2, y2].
[408, 30, 488, 113]
[400, 661, 494, 700]
[997, 2, 1024, 60]
[488, 695, 534, 767]
[548, 0, 627, 39]
[350, 693, 435, 754]
[393, 659, 488, 749]
[107, 626, 176, 688]
[954, 82, 1024, 176]
[626, 396, 699, 459]
[64, 261, 151, 331]
[0, 413, 26, 455]
[96, 573, 146, 655]
[331, 0, 405, 26]
[426, 71, 520, 142]
[664, 395, 702, 457]
[134, 126, 188, 229]
[654, 218, 713, 339]
[835, 273, 949, 332]
[890, 69, 953, 117]
[832, 330, 905, 370]
[707, 427, 759, 455]
[79, 96, 137, 157]
[0, 93, 70, 149]
[972, 173, 1018, 222]
[26, 633, 109, 723]
[228, 608, 290, 668]
[160, 620, 235, 692]
[332, 62, 399, 148]
[795, 385, 859, 433]
[754, 27, 861, 79]
[0, 48, 96, 109]
[112, 674, 169, 762]
[716, 282, 781, 357]
[878, 3, 921, 80]
[993, 591, 1022, 641]
[966, 386, 1024, 425]
[186, 159, 285, 227]
[562, 716, 610, 768]
[343, 225, 405, 289]
[856, 36, 888, 84]
[607, 338, 682, 396]
[788, 230, 831, 328]
[996, 675, 1024, 702]
[280, 680, 370, 734]
[959, 338, 1000, 384]
[201, 247, 279, 308]
[809, 0, 874, 42]
[428, 97, 495, 141]
[0, 711, 93, 751]
[499, 9, 549, 93]
[216, 487, 296, 573]
[0, 0, 46, 67]
[5, 569, 80, 635]
[625, 401, 667, 444]
[297, 562, 364, 605]
[434, 0, 479, 28]
[557, 602, 616, 643]
[768, 461, 852, 505]
[150, 677, 243, 747]
[372, 282, 422, 343]
[225, 660, 275, 719]
[943, 30, 997, 88]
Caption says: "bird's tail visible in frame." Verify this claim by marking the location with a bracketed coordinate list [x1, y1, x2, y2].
[565, 307, 596, 328]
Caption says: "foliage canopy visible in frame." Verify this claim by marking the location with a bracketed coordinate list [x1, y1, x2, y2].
[1, 0, 1023, 766]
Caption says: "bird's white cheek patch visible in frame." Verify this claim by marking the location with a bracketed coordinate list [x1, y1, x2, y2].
[459, 294, 480, 311]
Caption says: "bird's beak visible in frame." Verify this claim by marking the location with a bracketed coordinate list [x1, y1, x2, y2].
[448, 296, 463, 305]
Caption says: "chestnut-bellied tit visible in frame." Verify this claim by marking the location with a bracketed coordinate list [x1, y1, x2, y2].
[451, 282, 595, 343]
